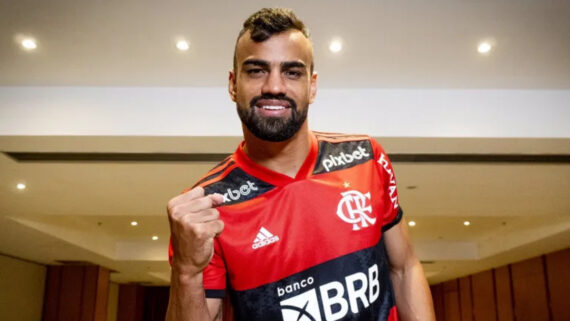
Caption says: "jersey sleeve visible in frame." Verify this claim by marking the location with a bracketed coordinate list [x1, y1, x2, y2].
[202, 238, 227, 298]
[370, 138, 403, 231]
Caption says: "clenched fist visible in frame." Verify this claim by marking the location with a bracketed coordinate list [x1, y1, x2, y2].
[167, 186, 224, 277]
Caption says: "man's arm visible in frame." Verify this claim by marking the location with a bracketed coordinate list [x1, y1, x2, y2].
[384, 218, 435, 321]
[166, 273, 222, 321]
[165, 187, 225, 321]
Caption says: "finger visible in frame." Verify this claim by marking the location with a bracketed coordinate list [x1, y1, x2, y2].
[209, 193, 224, 207]
[180, 208, 219, 224]
[179, 186, 206, 202]
[183, 195, 218, 213]
[200, 208, 220, 222]
[201, 220, 225, 237]
[167, 186, 205, 212]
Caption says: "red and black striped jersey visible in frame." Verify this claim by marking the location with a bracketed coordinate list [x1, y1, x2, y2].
[171, 131, 402, 321]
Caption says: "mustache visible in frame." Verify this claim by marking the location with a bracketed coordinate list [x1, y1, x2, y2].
[249, 94, 297, 110]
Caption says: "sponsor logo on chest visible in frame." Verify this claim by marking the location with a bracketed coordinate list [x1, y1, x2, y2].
[322, 146, 370, 172]
[222, 180, 258, 203]
[279, 264, 381, 321]
[252, 227, 280, 249]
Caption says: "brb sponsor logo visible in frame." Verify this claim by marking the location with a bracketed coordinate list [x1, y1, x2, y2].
[222, 181, 258, 203]
[322, 146, 370, 172]
[336, 190, 376, 231]
[279, 264, 380, 321]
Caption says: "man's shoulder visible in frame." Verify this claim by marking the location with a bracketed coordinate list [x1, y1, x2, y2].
[190, 155, 236, 190]
[312, 131, 380, 174]
[188, 154, 274, 205]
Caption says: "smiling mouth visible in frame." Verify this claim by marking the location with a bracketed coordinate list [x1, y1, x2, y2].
[261, 105, 287, 110]
[251, 96, 296, 112]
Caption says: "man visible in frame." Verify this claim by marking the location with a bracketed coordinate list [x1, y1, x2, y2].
[166, 8, 435, 321]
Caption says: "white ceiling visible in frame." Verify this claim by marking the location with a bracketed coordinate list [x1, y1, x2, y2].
[1, 0, 569, 88]
[1, 0, 569, 286]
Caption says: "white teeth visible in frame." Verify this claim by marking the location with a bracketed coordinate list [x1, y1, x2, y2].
[262, 105, 285, 110]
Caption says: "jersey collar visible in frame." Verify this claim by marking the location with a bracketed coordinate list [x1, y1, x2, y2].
[233, 132, 318, 187]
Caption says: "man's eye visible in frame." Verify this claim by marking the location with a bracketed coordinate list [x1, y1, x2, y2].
[285, 70, 302, 78]
[247, 69, 265, 75]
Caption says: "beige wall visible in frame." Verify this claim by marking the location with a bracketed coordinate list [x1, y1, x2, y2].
[107, 282, 119, 321]
[0, 254, 46, 321]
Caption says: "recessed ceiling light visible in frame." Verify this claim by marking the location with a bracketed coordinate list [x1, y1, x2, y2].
[176, 40, 190, 51]
[463, 220, 471, 226]
[21, 38, 37, 50]
[477, 42, 492, 54]
[16, 183, 26, 190]
[130, 221, 138, 226]
[152, 235, 159, 241]
[408, 220, 416, 227]
[329, 39, 343, 53]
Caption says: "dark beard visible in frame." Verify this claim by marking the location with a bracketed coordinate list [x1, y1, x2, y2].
[237, 94, 308, 142]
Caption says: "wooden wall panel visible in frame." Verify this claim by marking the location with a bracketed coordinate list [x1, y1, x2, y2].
[94, 268, 110, 321]
[545, 248, 570, 321]
[443, 280, 461, 321]
[42, 265, 109, 321]
[493, 266, 513, 321]
[117, 284, 145, 321]
[42, 266, 62, 321]
[510, 257, 550, 321]
[431, 283, 445, 321]
[81, 266, 98, 321]
[431, 248, 569, 321]
[458, 277, 473, 321]
[142, 287, 170, 321]
[471, 270, 497, 321]
[57, 266, 84, 321]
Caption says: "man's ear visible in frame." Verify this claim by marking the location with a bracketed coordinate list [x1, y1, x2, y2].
[228, 70, 237, 102]
[309, 71, 318, 104]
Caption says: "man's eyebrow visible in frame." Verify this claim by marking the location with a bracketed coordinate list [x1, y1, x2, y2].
[281, 61, 306, 69]
[242, 59, 269, 68]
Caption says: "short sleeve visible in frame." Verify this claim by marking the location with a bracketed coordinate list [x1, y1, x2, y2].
[168, 237, 227, 298]
[370, 138, 403, 232]
[203, 238, 227, 298]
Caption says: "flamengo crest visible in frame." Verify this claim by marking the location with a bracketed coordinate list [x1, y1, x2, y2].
[336, 190, 376, 231]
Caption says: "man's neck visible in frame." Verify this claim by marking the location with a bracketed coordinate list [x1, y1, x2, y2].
[242, 124, 311, 178]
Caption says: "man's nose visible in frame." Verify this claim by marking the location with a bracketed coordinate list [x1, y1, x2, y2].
[261, 70, 286, 95]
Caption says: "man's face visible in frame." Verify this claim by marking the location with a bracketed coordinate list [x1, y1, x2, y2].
[229, 29, 317, 142]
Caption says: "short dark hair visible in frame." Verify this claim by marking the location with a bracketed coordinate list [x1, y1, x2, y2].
[233, 8, 312, 73]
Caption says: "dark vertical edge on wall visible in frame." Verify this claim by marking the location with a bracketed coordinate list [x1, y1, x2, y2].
[459, 276, 473, 321]
[457, 279, 463, 321]
[95, 267, 110, 321]
[492, 269, 500, 321]
[507, 264, 516, 321]
[442, 282, 447, 321]
[431, 284, 445, 321]
[541, 255, 554, 321]
[82, 266, 100, 321]
[42, 266, 62, 321]
[495, 266, 515, 321]
[545, 248, 570, 321]
[469, 275, 475, 321]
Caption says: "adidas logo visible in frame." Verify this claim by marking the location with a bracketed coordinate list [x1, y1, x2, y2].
[252, 227, 280, 249]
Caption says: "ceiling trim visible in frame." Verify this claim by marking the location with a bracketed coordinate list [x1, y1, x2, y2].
[4, 152, 570, 163]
